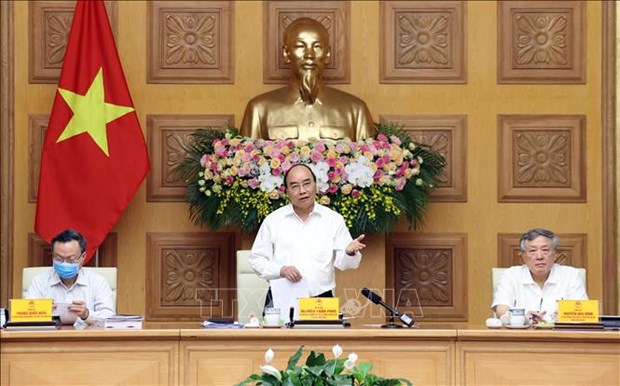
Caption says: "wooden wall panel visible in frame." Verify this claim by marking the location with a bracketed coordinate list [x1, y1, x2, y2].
[146, 232, 235, 321]
[147, 1, 234, 83]
[146, 114, 235, 202]
[498, 115, 586, 202]
[28, 1, 117, 83]
[380, 0, 466, 83]
[497, 1, 585, 84]
[386, 233, 467, 321]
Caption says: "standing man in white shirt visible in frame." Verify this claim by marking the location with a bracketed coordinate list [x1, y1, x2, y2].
[25, 229, 115, 324]
[492, 228, 588, 323]
[249, 164, 366, 307]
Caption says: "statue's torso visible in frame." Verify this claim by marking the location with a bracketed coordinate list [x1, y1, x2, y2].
[241, 86, 374, 141]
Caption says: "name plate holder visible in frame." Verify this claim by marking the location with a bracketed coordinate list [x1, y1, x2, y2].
[297, 298, 339, 321]
[9, 298, 53, 322]
[557, 300, 599, 323]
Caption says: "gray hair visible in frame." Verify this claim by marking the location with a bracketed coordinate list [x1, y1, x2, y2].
[519, 228, 558, 252]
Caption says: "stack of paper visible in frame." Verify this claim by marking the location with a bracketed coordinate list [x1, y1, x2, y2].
[202, 321, 244, 329]
[99, 315, 143, 330]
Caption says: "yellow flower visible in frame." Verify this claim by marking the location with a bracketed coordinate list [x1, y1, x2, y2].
[270, 158, 281, 169]
[341, 184, 353, 195]
[319, 196, 330, 205]
[300, 146, 311, 157]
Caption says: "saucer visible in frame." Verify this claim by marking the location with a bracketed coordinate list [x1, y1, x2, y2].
[262, 324, 283, 328]
[505, 324, 530, 329]
[534, 323, 554, 329]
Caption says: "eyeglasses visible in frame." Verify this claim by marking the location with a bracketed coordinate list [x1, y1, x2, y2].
[52, 252, 84, 264]
[288, 180, 314, 193]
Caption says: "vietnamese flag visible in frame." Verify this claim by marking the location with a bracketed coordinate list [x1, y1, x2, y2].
[35, 0, 149, 262]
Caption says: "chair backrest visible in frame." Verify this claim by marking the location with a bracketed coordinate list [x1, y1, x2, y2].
[236, 250, 269, 323]
[491, 266, 586, 295]
[22, 266, 117, 306]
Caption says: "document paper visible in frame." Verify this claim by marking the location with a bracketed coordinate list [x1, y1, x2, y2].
[270, 277, 310, 322]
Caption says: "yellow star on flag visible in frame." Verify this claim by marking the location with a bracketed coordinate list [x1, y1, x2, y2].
[56, 67, 134, 156]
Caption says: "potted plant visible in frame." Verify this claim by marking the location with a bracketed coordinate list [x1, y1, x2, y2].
[236, 345, 413, 386]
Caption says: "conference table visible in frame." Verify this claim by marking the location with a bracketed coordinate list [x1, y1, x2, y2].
[1, 324, 619, 385]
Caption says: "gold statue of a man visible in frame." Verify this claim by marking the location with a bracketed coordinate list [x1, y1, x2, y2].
[241, 18, 375, 141]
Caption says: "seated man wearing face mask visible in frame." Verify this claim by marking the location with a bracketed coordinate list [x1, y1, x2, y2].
[25, 229, 115, 324]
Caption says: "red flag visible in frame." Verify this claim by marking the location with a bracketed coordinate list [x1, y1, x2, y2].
[35, 0, 149, 263]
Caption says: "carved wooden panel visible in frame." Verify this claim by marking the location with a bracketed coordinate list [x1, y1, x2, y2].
[379, 115, 467, 202]
[146, 232, 235, 321]
[386, 233, 467, 321]
[497, 1, 585, 84]
[498, 115, 586, 202]
[147, 1, 234, 83]
[27, 232, 118, 267]
[380, 1, 466, 84]
[147, 114, 235, 202]
[497, 233, 586, 269]
[28, 114, 48, 202]
[263, 1, 350, 84]
[29, 1, 117, 83]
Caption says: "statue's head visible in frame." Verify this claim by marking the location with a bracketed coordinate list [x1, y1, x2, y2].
[282, 18, 331, 104]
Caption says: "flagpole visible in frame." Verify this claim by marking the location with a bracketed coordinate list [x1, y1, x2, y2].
[95, 249, 99, 267]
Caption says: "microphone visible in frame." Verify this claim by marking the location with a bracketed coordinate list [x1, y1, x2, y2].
[361, 288, 414, 328]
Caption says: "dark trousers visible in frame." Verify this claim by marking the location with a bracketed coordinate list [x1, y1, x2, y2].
[263, 288, 333, 315]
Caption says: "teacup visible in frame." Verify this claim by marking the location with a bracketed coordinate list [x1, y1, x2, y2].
[508, 307, 526, 326]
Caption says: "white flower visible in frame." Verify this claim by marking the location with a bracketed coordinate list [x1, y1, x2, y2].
[332, 344, 343, 358]
[345, 156, 374, 188]
[260, 365, 282, 381]
[308, 161, 330, 193]
[258, 174, 283, 193]
[264, 348, 274, 363]
[257, 163, 284, 192]
[344, 352, 358, 370]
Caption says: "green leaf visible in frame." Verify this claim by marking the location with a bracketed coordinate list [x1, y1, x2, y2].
[287, 346, 304, 370]
[306, 351, 326, 367]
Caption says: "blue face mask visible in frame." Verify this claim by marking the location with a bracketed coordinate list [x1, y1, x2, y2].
[53, 261, 80, 279]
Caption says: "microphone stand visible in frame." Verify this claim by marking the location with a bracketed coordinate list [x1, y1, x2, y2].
[381, 309, 403, 328]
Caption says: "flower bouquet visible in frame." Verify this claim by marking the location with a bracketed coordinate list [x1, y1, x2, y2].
[175, 123, 445, 236]
[236, 345, 413, 386]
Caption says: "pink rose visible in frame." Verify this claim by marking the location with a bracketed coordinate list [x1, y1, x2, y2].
[248, 179, 259, 189]
[310, 150, 324, 162]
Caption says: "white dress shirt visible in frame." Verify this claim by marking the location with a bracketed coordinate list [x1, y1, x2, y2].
[249, 203, 361, 296]
[25, 267, 115, 324]
[492, 264, 588, 322]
